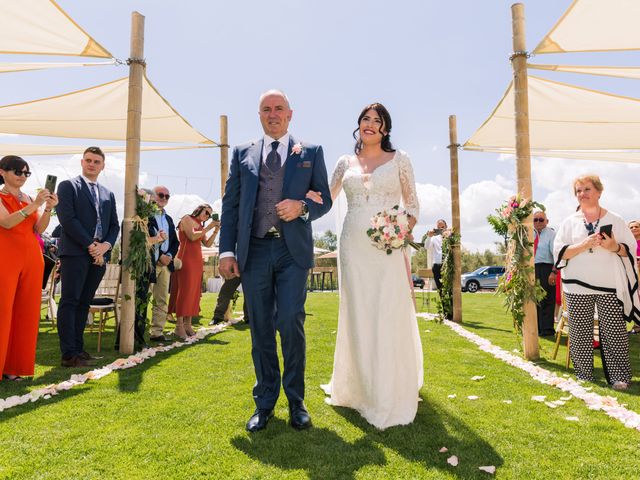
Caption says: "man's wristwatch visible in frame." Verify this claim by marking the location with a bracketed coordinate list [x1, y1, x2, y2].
[300, 200, 309, 216]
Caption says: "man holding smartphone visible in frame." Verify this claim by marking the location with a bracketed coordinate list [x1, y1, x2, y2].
[533, 210, 557, 336]
[423, 219, 448, 295]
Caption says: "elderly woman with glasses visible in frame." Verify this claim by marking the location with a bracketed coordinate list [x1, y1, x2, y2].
[553, 174, 639, 390]
[168, 204, 220, 339]
[0, 155, 58, 381]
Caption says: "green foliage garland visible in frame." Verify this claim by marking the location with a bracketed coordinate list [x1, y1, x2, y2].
[123, 188, 158, 282]
[487, 194, 547, 333]
[436, 231, 460, 321]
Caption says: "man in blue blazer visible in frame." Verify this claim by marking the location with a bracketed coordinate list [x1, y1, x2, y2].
[219, 90, 332, 432]
[56, 146, 119, 367]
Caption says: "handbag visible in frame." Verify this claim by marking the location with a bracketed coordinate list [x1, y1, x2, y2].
[172, 240, 186, 271]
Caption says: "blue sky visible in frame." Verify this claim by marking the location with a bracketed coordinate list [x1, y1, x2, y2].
[3, 0, 640, 251]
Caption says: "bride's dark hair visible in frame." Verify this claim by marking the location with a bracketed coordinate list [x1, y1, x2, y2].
[352, 103, 395, 155]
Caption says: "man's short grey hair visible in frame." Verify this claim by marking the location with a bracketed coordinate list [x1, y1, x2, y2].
[533, 209, 547, 217]
[259, 89, 291, 108]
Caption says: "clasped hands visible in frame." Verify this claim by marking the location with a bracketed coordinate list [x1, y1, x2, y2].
[582, 231, 620, 253]
[88, 241, 110, 266]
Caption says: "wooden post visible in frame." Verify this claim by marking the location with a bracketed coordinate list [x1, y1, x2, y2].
[119, 12, 145, 355]
[511, 3, 539, 360]
[448, 115, 463, 323]
[220, 115, 229, 198]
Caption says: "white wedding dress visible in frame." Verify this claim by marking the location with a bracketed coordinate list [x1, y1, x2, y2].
[321, 150, 424, 430]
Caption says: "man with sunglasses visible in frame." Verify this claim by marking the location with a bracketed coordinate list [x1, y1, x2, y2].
[147, 186, 179, 342]
[56, 146, 119, 367]
[533, 210, 557, 336]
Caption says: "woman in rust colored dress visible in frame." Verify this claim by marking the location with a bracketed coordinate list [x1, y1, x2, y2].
[0, 156, 57, 381]
[168, 204, 219, 339]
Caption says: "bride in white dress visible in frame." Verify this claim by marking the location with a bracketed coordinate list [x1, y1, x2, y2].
[320, 103, 424, 430]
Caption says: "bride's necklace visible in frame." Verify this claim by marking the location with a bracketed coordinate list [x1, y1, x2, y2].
[1, 188, 23, 202]
[582, 207, 602, 253]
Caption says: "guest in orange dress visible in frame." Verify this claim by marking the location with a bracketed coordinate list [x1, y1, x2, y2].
[0, 156, 57, 381]
[168, 204, 219, 338]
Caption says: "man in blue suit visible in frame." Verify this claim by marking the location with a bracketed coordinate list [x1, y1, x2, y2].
[56, 146, 119, 367]
[219, 90, 332, 432]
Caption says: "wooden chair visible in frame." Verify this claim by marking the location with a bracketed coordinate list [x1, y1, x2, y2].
[88, 264, 121, 352]
[41, 263, 58, 327]
[417, 268, 435, 310]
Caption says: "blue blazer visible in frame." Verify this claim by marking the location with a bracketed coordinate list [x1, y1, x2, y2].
[56, 176, 120, 260]
[219, 135, 332, 271]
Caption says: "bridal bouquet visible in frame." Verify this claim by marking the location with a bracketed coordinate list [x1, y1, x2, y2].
[366, 205, 411, 255]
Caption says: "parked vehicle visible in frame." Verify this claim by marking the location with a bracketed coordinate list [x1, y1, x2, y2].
[461, 266, 505, 293]
[412, 274, 425, 289]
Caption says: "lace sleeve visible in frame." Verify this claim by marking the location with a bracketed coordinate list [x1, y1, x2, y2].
[330, 155, 349, 199]
[397, 151, 419, 218]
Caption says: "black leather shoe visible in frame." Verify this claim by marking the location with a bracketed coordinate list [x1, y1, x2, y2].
[150, 335, 167, 342]
[61, 356, 92, 368]
[246, 409, 274, 432]
[289, 403, 312, 430]
[77, 352, 98, 365]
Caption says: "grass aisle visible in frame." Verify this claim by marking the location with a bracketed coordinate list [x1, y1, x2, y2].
[0, 293, 638, 479]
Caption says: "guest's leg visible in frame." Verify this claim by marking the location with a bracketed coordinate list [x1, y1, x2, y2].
[242, 237, 280, 410]
[565, 293, 596, 381]
[212, 276, 242, 323]
[273, 241, 309, 405]
[150, 265, 170, 337]
[75, 262, 106, 354]
[432, 263, 442, 291]
[184, 316, 195, 336]
[57, 256, 91, 359]
[596, 294, 631, 384]
[536, 263, 556, 335]
[0, 266, 20, 377]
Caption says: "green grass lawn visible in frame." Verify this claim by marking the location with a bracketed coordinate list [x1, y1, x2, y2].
[1, 292, 639, 479]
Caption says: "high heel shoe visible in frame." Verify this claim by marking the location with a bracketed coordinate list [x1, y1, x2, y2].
[184, 317, 196, 336]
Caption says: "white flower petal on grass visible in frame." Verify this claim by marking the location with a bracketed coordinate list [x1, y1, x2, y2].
[447, 394, 457, 399]
[551, 400, 566, 406]
[439, 447, 448, 453]
[447, 455, 459, 466]
[560, 396, 573, 401]
[565, 416, 580, 422]
[545, 402, 558, 409]
[531, 395, 546, 402]
[479, 466, 496, 474]
[471, 375, 486, 381]
[502, 400, 512, 404]
[467, 395, 479, 400]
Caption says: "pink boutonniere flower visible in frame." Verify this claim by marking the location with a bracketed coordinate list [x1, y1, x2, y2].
[291, 143, 303, 155]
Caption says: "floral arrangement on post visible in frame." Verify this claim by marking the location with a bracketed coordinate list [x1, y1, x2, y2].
[436, 229, 460, 322]
[366, 205, 411, 254]
[123, 188, 158, 282]
[487, 194, 546, 333]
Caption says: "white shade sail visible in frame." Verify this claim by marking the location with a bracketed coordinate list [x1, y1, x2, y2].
[464, 76, 640, 153]
[0, 74, 215, 144]
[0, 61, 116, 74]
[0, 0, 112, 58]
[0, 143, 215, 157]
[534, 0, 640, 54]
[528, 63, 640, 80]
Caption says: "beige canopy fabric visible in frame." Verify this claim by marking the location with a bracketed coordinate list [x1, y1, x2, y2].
[0, 74, 215, 144]
[0, 60, 116, 74]
[534, 0, 640, 54]
[464, 76, 640, 152]
[528, 63, 640, 80]
[0, 143, 215, 157]
[0, 0, 112, 58]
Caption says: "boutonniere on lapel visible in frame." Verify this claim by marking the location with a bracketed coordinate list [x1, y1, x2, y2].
[291, 143, 303, 156]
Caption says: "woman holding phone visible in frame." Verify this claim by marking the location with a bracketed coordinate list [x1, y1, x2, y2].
[0, 155, 57, 381]
[553, 174, 639, 390]
[168, 204, 219, 338]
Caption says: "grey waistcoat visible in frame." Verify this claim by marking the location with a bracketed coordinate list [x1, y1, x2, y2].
[251, 162, 286, 237]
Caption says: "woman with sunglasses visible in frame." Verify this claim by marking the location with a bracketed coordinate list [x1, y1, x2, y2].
[168, 204, 220, 339]
[0, 155, 57, 381]
[553, 174, 639, 390]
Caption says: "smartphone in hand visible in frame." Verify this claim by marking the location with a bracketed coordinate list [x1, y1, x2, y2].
[599, 224, 613, 237]
[211, 213, 219, 221]
[44, 174, 57, 193]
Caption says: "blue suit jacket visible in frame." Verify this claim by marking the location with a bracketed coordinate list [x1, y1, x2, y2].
[56, 176, 120, 260]
[219, 135, 332, 271]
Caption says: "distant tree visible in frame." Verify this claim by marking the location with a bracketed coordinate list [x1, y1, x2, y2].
[314, 230, 337, 251]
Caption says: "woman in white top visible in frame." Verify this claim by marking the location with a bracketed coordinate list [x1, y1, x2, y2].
[553, 174, 639, 390]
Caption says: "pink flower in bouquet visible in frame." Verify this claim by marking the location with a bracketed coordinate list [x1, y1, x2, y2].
[501, 206, 513, 218]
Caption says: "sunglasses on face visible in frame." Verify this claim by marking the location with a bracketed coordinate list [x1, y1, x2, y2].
[156, 192, 170, 200]
[13, 169, 31, 177]
[533, 218, 545, 223]
[204, 211, 212, 218]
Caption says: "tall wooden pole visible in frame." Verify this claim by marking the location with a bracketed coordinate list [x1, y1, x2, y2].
[511, 3, 539, 360]
[448, 115, 463, 323]
[119, 12, 145, 355]
[220, 115, 229, 198]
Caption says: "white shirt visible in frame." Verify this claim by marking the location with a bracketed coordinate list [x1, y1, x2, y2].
[220, 133, 292, 260]
[424, 234, 443, 265]
[81, 175, 104, 243]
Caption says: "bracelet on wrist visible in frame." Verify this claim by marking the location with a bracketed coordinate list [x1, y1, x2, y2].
[18, 209, 28, 218]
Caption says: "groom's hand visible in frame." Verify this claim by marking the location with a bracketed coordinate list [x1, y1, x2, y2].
[275, 199, 304, 222]
[220, 257, 240, 279]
